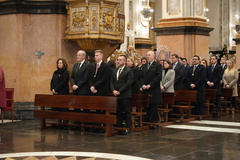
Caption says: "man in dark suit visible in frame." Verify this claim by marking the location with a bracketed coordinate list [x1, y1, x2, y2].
[110, 55, 133, 134]
[185, 55, 206, 120]
[90, 50, 110, 96]
[140, 51, 162, 128]
[70, 50, 91, 129]
[220, 56, 227, 70]
[220, 56, 227, 87]
[70, 50, 91, 95]
[182, 57, 190, 89]
[206, 55, 223, 117]
[171, 54, 185, 90]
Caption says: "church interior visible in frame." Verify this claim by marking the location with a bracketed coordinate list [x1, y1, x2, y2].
[1, 0, 240, 159]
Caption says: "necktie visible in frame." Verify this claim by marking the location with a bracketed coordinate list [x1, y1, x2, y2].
[147, 63, 151, 70]
[192, 65, 196, 76]
[212, 65, 214, 72]
[193, 65, 196, 72]
[77, 62, 81, 70]
[96, 63, 100, 73]
[117, 68, 122, 81]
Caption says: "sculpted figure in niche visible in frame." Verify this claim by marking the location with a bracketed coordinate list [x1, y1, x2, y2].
[127, 46, 138, 59]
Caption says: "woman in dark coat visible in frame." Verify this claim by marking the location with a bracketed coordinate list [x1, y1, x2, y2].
[50, 58, 69, 127]
[50, 58, 69, 95]
[127, 57, 140, 94]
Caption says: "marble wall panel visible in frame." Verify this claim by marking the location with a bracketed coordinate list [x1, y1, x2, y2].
[0, 14, 79, 102]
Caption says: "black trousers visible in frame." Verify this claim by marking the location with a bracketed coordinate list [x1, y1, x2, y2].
[192, 102, 204, 115]
[116, 98, 131, 128]
[146, 104, 159, 123]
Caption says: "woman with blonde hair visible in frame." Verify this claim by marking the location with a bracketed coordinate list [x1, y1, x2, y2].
[222, 60, 239, 109]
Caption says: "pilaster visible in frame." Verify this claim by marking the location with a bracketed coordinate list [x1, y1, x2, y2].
[154, 0, 213, 61]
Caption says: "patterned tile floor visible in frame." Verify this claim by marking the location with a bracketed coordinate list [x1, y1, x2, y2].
[1, 113, 240, 160]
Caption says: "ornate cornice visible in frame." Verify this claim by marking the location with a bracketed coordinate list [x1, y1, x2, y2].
[0, 0, 67, 15]
[153, 26, 214, 36]
[233, 38, 240, 45]
[135, 43, 154, 49]
[135, 38, 154, 49]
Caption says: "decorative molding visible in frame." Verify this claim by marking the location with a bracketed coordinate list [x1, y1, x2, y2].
[156, 17, 209, 28]
[153, 26, 214, 36]
[0, 0, 67, 15]
[135, 43, 154, 49]
[135, 38, 154, 49]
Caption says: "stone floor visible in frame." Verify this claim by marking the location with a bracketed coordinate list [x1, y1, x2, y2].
[1, 114, 240, 160]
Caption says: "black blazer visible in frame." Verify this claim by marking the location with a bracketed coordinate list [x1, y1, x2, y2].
[173, 62, 185, 90]
[110, 66, 134, 98]
[206, 64, 223, 95]
[50, 69, 69, 95]
[182, 65, 190, 89]
[70, 61, 91, 95]
[139, 61, 162, 104]
[185, 64, 206, 102]
[130, 66, 141, 94]
[89, 62, 110, 96]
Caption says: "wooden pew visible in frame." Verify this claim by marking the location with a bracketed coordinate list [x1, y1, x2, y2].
[34, 94, 118, 137]
[204, 89, 217, 117]
[235, 86, 240, 113]
[158, 92, 175, 126]
[236, 87, 240, 112]
[220, 88, 233, 114]
[130, 94, 150, 132]
[172, 90, 197, 122]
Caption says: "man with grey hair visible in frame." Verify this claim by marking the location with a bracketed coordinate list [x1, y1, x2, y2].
[140, 51, 162, 129]
[70, 50, 91, 95]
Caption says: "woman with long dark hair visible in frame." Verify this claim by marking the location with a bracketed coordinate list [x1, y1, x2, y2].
[50, 58, 69, 128]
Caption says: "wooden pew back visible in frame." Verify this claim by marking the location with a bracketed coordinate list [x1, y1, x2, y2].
[205, 89, 217, 100]
[174, 90, 197, 102]
[131, 94, 150, 107]
[162, 92, 175, 104]
[34, 94, 117, 111]
[34, 94, 118, 136]
[221, 88, 233, 98]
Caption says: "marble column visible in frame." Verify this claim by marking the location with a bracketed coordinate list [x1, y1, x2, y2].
[133, 0, 155, 55]
[233, 33, 240, 69]
[154, 0, 213, 61]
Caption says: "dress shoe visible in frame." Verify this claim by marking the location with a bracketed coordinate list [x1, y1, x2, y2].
[120, 130, 131, 135]
[150, 125, 158, 130]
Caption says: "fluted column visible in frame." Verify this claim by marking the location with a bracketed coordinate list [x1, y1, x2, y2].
[233, 33, 240, 69]
[154, 0, 213, 61]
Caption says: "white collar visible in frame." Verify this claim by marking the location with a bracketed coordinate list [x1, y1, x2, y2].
[79, 60, 85, 64]
[119, 65, 125, 70]
[96, 61, 102, 66]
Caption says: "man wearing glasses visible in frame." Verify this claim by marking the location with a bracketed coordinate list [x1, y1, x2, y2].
[185, 55, 206, 120]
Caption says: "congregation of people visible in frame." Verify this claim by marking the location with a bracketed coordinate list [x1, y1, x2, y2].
[50, 49, 240, 135]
